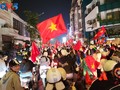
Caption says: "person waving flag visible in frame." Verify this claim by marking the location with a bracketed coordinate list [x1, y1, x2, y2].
[37, 14, 67, 44]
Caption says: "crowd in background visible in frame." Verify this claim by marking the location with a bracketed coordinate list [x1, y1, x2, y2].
[0, 39, 120, 90]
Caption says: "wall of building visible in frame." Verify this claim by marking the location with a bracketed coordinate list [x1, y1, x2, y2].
[85, 6, 100, 32]
[70, 0, 83, 41]
[99, 0, 120, 38]
[0, 9, 30, 51]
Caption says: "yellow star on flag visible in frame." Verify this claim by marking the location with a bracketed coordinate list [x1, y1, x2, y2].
[91, 63, 95, 69]
[49, 22, 57, 32]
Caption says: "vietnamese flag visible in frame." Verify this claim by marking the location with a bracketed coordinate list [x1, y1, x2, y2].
[37, 14, 67, 44]
[42, 38, 50, 44]
[96, 38, 106, 44]
[93, 26, 106, 40]
[55, 40, 61, 49]
[98, 71, 108, 81]
[85, 71, 92, 85]
[73, 40, 82, 51]
[31, 41, 40, 62]
[66, 38, 73, 46]
[68, 38, 73, 44]
[82, 59, 93, 76]
[85, 55, 100, 74]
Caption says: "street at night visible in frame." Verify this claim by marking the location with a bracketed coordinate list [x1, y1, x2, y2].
[0, 0, 120, 90]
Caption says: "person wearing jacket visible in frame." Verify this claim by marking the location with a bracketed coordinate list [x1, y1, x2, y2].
[0, 58, 24, 90]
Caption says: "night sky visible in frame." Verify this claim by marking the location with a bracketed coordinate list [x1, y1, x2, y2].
[13, 0, 91, 25]
[13, 0, 72, 25]
[13, 0, 91, 42]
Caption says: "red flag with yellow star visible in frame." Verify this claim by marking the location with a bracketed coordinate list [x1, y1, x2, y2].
[37, 14, 67, 44]
[85, 55, 100, 74]
[93, 26, 106, 40]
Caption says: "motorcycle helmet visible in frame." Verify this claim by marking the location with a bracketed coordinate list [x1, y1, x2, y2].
[9, 58, 20, 67]
[113, 63, 120, 79]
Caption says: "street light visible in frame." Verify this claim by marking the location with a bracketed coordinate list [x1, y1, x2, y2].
[39, 12, 44, 17]
[62, 37, 67, 43]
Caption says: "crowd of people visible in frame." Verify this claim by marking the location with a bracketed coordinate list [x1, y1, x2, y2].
[0, 39, 120, 90]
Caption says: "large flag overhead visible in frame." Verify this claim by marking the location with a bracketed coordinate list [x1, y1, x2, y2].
[93, 26, 106, 40]
[37, 14, 67, 44]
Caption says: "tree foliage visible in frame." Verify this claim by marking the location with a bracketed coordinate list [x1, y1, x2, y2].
[24, 10, 40, 40]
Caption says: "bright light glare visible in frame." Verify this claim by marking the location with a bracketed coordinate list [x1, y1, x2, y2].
[62, 37, 67, 43]
[73, 41, 77, 44]
[69, 27, 72, 36]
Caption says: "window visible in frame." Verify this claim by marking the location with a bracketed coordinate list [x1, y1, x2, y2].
[113, 11, 120, 20]
[92, 4, 96, 9]
[88, 8, 92, 14]
[107, 12, 113, 20]
[13, 18, 24, 35]
[105, 0, 114, 3]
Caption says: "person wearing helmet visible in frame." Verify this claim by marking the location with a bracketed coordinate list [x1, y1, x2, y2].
[0, 58, 24, 90]
[109, 63, 120, 90]
[89, 60, 118, 90]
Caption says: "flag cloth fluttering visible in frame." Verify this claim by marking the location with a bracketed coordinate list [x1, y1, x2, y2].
[93, 26, 106, 40]
[66, 38, 73, 46]
[31, 42, 40, 62]
[82, 59, 93, 76]
[37, 14, 67, 44]
[73, 40, 82, 51]
[96, 37, 106, 44]
[98, 71, 108, 81]
[85, 55, 100, 74]
[85, 71, 92, 85]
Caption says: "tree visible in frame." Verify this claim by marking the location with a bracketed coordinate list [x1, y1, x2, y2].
[24, 10, 40, 41]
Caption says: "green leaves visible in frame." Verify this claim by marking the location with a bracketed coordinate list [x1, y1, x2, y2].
[24, 10, 40, 40]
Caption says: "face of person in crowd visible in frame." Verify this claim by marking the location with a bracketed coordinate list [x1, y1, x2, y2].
[10, 65, 20, 72]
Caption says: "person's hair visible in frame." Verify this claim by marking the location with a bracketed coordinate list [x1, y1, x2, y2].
[9, 58, 20, 67]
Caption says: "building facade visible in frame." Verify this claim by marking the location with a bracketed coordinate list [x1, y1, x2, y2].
[99, 0, 120, 38]
[85, 0, 100, 42]
[0, 1, 30, 51]
[70, 0, 83, 42]
[85, 0, 120, 42]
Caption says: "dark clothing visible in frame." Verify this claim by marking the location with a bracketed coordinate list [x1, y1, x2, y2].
[109, 84, 120, 90]
[20, 60, 34, 73]
[59, 55, 76, 73]
[89, 79, 117, 90]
